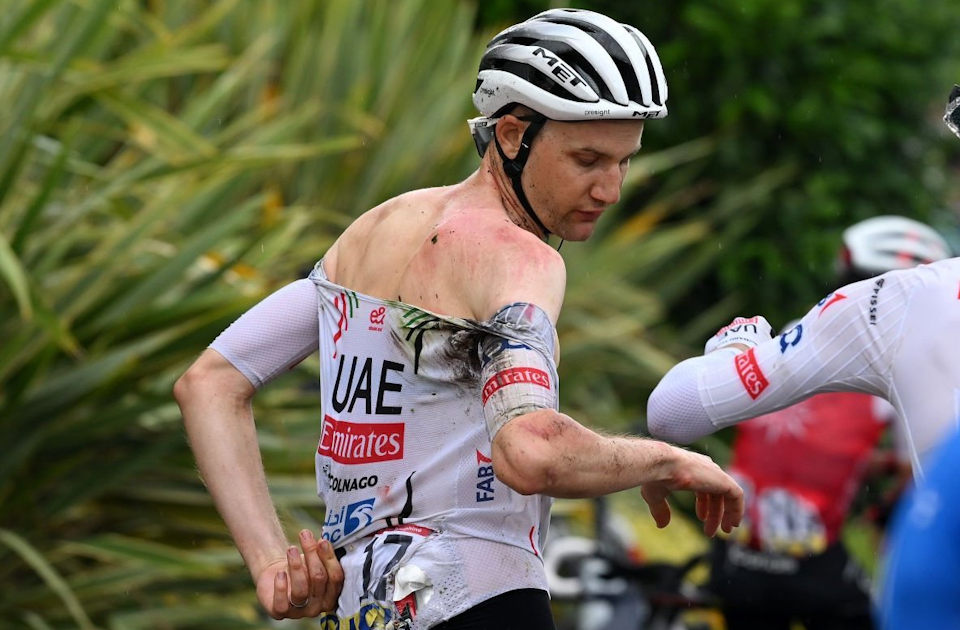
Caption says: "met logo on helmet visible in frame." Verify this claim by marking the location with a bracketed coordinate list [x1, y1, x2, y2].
[531, 47, 585, 88]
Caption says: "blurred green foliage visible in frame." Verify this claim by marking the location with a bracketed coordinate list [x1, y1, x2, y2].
[0, 1, 484, 627]
[586, 0, 960, 327]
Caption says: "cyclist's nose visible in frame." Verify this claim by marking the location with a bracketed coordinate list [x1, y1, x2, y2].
[591, 166, 622, 206]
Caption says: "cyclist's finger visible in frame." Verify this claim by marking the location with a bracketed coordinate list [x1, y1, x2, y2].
[272, 571, 290, 619]
[298, 530, 328, 600]
[695, 492, 709, 521]
[641, 485, 672, 528]
[286, 546, 311, 610]
[317, 539, 344, 612]
[650, 501, 671, 528]
[721, 490, 745, 533]
[701, 494, 723, 537]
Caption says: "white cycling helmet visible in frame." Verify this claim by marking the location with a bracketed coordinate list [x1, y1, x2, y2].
[468, 9, 668, 236]
[839, 215, 951, 280]
[945, 84, 960, 139]
[471, 8, 668, 137]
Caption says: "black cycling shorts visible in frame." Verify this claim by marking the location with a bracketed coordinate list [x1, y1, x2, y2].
[431, 588, 556, 630]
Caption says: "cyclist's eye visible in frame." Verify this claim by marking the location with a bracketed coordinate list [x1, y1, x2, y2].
[576, 155, 597, 167]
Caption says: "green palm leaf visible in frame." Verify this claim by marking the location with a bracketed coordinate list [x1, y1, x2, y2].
[0, 1, 490, 627]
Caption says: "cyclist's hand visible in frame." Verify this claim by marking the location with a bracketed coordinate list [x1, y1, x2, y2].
[640, 447, 744, 537]
[255, 529, 344, 619]
[704, 316, 774, 354]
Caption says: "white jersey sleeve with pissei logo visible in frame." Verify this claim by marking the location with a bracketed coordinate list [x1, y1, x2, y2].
[648, 258, 960, 475]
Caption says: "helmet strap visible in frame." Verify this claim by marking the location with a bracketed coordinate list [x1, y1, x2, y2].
[494, 114, 549, 238]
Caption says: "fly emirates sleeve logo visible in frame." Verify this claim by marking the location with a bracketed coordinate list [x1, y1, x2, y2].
[735, 348, 769, 400]
[481, 367, 551, 404]
[318, 416, 404, 464]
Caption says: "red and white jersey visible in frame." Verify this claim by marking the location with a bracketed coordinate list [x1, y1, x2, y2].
[311, 261, 553, 627]
[728, 393, 895, 554]
[648, 257, 960, 476]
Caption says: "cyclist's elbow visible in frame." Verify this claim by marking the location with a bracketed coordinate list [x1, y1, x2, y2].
[174, 350, 255, 413]
[492, 411, 567, 495]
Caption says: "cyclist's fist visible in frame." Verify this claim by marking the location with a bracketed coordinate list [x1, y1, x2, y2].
[704, 316, 774, 355]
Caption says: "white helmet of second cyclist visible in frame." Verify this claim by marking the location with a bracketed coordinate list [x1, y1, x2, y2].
[839, 215, 951, 279]
[472, 8, 668, 123]
[944, 84, 960, 139]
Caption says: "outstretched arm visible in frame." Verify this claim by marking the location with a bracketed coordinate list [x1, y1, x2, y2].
[474, 236, 742, 536]
[492, 409, 743, 536]
[648, 281, 894, 445]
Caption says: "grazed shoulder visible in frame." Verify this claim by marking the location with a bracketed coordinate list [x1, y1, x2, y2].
[424, 212, 566, 323]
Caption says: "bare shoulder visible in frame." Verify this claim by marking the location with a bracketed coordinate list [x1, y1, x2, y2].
[326, 182, 566, 322]
[327, 188, 447, 283]
[345, 188, 444, 241]
[436, 213, 566, 322]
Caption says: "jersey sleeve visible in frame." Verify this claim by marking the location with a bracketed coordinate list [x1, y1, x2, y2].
[209, 278, 319, 389]
[648, 275, 903, 444]
[477, 302, 560, 439]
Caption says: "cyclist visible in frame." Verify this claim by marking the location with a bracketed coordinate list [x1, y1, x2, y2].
[878, 83, 960, 630]
[175, 8, 743, 629]
[880, 420, 960, 629]
[705, 216, 948, 630]
[646, 223, 958, 476]
[646, 84, 960, 476]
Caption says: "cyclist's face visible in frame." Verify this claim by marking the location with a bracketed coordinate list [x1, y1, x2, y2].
[525, 118, 644, 241]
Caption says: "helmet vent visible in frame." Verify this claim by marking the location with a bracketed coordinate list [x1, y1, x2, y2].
[542, 16, 643, 105]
